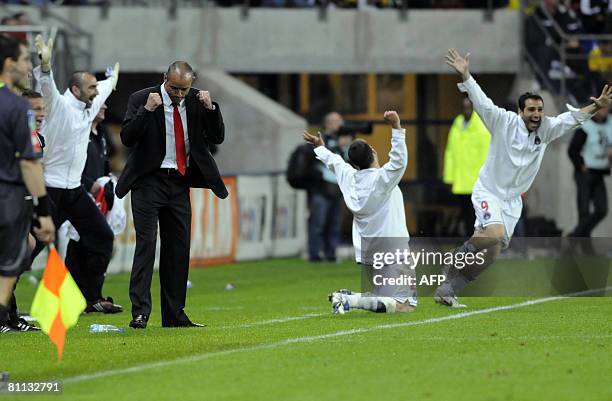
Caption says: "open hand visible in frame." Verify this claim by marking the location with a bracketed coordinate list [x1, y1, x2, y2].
[445, 48, 471, 81]
[590, 84, 612, 109]
[303, 131, 325, 147]
[34, 34, 53, 72]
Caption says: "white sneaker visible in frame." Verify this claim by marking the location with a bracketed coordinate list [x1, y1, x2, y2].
[434, 295, 467, 308]
[328, 289, 351, 315]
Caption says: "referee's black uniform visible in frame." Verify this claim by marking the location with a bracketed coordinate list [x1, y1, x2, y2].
[0, 84, 40, 324]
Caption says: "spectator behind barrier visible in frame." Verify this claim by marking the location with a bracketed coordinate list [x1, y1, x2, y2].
[575, 0, 612, 34]
[525, 0, 595, 103]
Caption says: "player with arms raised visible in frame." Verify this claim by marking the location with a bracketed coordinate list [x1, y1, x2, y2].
[435, 49, 612, 307]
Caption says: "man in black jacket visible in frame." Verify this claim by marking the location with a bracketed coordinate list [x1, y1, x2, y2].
[117, 61, 226, 329]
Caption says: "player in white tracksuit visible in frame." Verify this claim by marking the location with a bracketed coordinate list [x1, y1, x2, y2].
[434, 49, 612, 307]
[303, 111, 416, 314]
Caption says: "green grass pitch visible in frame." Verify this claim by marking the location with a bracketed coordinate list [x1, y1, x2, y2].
[2, 258, 611, 401]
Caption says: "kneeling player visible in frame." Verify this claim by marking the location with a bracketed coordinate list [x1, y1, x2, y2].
[303, 111, 416, 314]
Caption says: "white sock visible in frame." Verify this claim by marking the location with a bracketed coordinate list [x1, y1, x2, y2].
[344, 292, 362, 308]
[357, 296, 397, 313]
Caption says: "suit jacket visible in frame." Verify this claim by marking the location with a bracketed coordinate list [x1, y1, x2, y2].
[116, 85, 228, 199]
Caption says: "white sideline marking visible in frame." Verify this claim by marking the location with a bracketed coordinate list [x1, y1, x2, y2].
[64, 287, 610, 385]
[217, 313, 326, 330]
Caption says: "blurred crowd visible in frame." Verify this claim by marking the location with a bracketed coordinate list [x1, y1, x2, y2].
[526, 0, 612, 103]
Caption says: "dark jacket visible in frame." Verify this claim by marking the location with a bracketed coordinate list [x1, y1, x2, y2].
[82, 124, 113, 191]
[116, 85, 227, 199]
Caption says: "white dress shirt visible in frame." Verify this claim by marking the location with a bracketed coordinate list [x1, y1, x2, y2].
[33, 66, 116, 189]
[459, 76, 592, 201]
[314, 128, 409, 262]
[160, 84, 190, 169]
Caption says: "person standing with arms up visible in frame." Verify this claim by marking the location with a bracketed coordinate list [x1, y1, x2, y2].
[31, 35, 121, 313]
[435, 48, 612, 308]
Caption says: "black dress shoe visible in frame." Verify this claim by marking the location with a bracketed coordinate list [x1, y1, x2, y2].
[167, 319, 207, 328]
[129, 314, 148, 329]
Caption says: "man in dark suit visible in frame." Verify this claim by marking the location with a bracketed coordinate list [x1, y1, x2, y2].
[116, 61, 227, 329]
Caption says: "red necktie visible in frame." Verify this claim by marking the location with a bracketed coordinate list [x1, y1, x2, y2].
[173, 104, 186, 176]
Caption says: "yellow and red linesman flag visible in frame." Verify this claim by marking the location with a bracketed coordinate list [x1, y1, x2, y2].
[30, 246, 86, 360]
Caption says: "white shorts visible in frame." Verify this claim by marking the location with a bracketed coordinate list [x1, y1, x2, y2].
[471, 188, 522, 247]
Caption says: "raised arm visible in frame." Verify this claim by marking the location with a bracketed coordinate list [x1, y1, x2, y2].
[374, 111, 408, 195]
[33, 35, 62, 117]
[304, 131, 355, 190]
[543, 86, 612, 143]
[445, 49, 512, 135]
[90, 62, 120, 116]
[581, 84, 612, 115]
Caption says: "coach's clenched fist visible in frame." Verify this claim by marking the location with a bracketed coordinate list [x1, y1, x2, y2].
[197, 90, 214, 110]
[144, 93, 162, 112]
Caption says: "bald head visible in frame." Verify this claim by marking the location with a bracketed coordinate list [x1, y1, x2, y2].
[68, 71, 88, 90]
[164, 61, 196, 105]
[166, 61, 196, 81]
[69, 70, 98, 108]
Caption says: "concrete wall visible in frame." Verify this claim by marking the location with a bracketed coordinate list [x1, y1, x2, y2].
[10, 6, 520, 74]
[198, 69, 306, 174]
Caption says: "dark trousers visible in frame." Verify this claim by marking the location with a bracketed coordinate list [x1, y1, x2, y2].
[571, 172, 608, 237]
[307, 191, 341, 261]
[65, 238, 109, 303]
[457, 194, 475, 238]
[32, 186, 114, 301]
[129, 170, 191, 326]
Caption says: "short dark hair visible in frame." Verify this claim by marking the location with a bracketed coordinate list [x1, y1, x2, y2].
[0, 35, 21, 74]
[166, 61, 197, 80]
[68, 71, 89, 91]
[348, 140, 374, 170]
[22, 90, 42, 99]
[517, 92, 544, 111]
